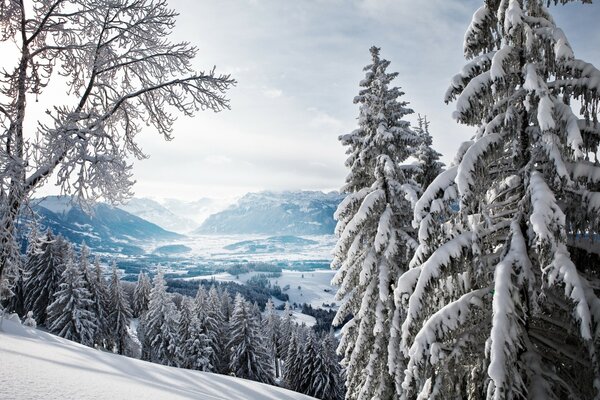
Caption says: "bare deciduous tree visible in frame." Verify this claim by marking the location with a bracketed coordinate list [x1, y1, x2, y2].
[0, 0, 235, 297]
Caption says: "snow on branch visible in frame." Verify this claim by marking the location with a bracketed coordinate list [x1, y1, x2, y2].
[543, 243, 593, 340]
[487, 221, 531, 400]
[402, 288, 488, 392]
[414, 166, 458, 227]
[528, 171, 566, 245]
[401, 232, 473, 351]
[456, 129, 507, 203]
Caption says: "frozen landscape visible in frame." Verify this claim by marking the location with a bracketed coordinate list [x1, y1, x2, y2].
[0, 316, 315, 400]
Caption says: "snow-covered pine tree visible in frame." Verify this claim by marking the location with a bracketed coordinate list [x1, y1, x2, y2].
[263, 298, 282, 378]
[108, 263, 132, 355]
[132, 271, 151, 318]
[331, 46, 421, 400]
[413, 115, 445, 190]
[278, 302, 294, 358]
[142, 270, 180, 366]
[284, 328, 303, 391]
[193, 286, 219, 372]
[5, 225, 38, 316]
[24, 230, 66, 326]
[178, 297, 213, 371]
[227, 293, 274, 384]
[89, 256, 110, 348]
[305, 332, 344, 400]
[206, 285, 228, 373]
[298, 330, 322, 397]
[398, 2, 600, 399]
[46, 250, 96, 346]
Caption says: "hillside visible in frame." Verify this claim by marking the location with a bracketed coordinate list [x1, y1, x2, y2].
[119, 197, 198, 234]
[27, 196, 183, 255]
[0, 316, 315, 400]
[196, 191, 343, 235]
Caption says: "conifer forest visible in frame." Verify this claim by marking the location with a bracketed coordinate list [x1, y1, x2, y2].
[1, 1, 600, 399]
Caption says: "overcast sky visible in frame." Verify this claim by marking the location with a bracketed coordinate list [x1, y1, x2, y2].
[39, 0, 600, 201]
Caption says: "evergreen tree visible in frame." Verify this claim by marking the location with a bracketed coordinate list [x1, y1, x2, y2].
[89, 256, 110, 348]
[227, 293, 274, 384]
[263, 299, 281, 378]
[398, 2, 600, 399]
[46, 251, 96, 346]
[206, 285, 228, 373]
[132, 271, 151, 318]
[284, 328, 303, 391]
[5, 225, 37, 316]
[413, 115, 444, 190]
[108, 263, 132, 355]
[24, 230, 66, 326]
[278, 302, 294, 359]
[314, 332, 344, 400]
[298, 330, 321, 395]
[142, 270, 180, 366]
[332, 46, 420, 399]
[178, 297, 213, 371]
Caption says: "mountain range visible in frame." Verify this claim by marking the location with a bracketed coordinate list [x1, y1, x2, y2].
[27, 196, 182, 255]
[195, 191, 344, 235]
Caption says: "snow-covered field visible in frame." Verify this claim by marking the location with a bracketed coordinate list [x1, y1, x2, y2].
[186, 269, 338, 310]
[0, 315, 315, 400]
[148, 234, 337, 263]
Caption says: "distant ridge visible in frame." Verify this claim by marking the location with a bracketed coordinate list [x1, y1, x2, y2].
[195, 191, 343, 235]
[25, 196, 183, 255]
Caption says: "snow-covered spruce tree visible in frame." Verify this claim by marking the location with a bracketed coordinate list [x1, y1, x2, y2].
[142, 270, 180, 366]
[264, 299, 282, 378]
[398, 2, 600, 399]
[24, 230, 66, 326]
[0, 0, 235, 292]
[132, 271, 151, 318]
[206, 285, 229, 373]
[108, 263, 132, 355]
[284, 328, 303, 391]
[178, 297, 213, 371]
[298, 330, 324, 397]
[307, 332, 345, 400]
[86, 255, 110, 347]
[4, 225, 38, 316]
[46, 251, 96, 346]
[331, 46, 421, 400]
[278, 302, 294, 357]
[413, 115, 445, 191]
[89, 256, 110, 347]
[227, 293, 274, 384]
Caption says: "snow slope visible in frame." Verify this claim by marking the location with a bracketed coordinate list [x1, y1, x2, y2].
[0, 316, 315, 400]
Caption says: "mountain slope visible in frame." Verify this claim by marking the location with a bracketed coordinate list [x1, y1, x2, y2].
[196, 191, 343, 235]
[0, 316, 315, 400]
[118, 198, 197, 234]
[28, 196, 183, 255]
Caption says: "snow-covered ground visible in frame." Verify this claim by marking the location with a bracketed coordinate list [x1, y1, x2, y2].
[145, 234, 337, 263]
[186, 269, 338, 310]
[0, 315, 315, 400]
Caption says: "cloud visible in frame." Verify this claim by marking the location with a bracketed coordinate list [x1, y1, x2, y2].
[263, 88, 283, 98]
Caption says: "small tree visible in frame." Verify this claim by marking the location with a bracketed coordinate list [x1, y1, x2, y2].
[413, 115, 444, 190]
[283, 329, 303, 391]
[227, 293, 274, 384]
[0, 0, 235, 299]
[132, 271, 151, 318]
[108, 263, 132, 355]
[24, 230, 66, 326]
[178, 297, 213, 371]
[46, 251, 96, 346]
[142, 270, 180, 366]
